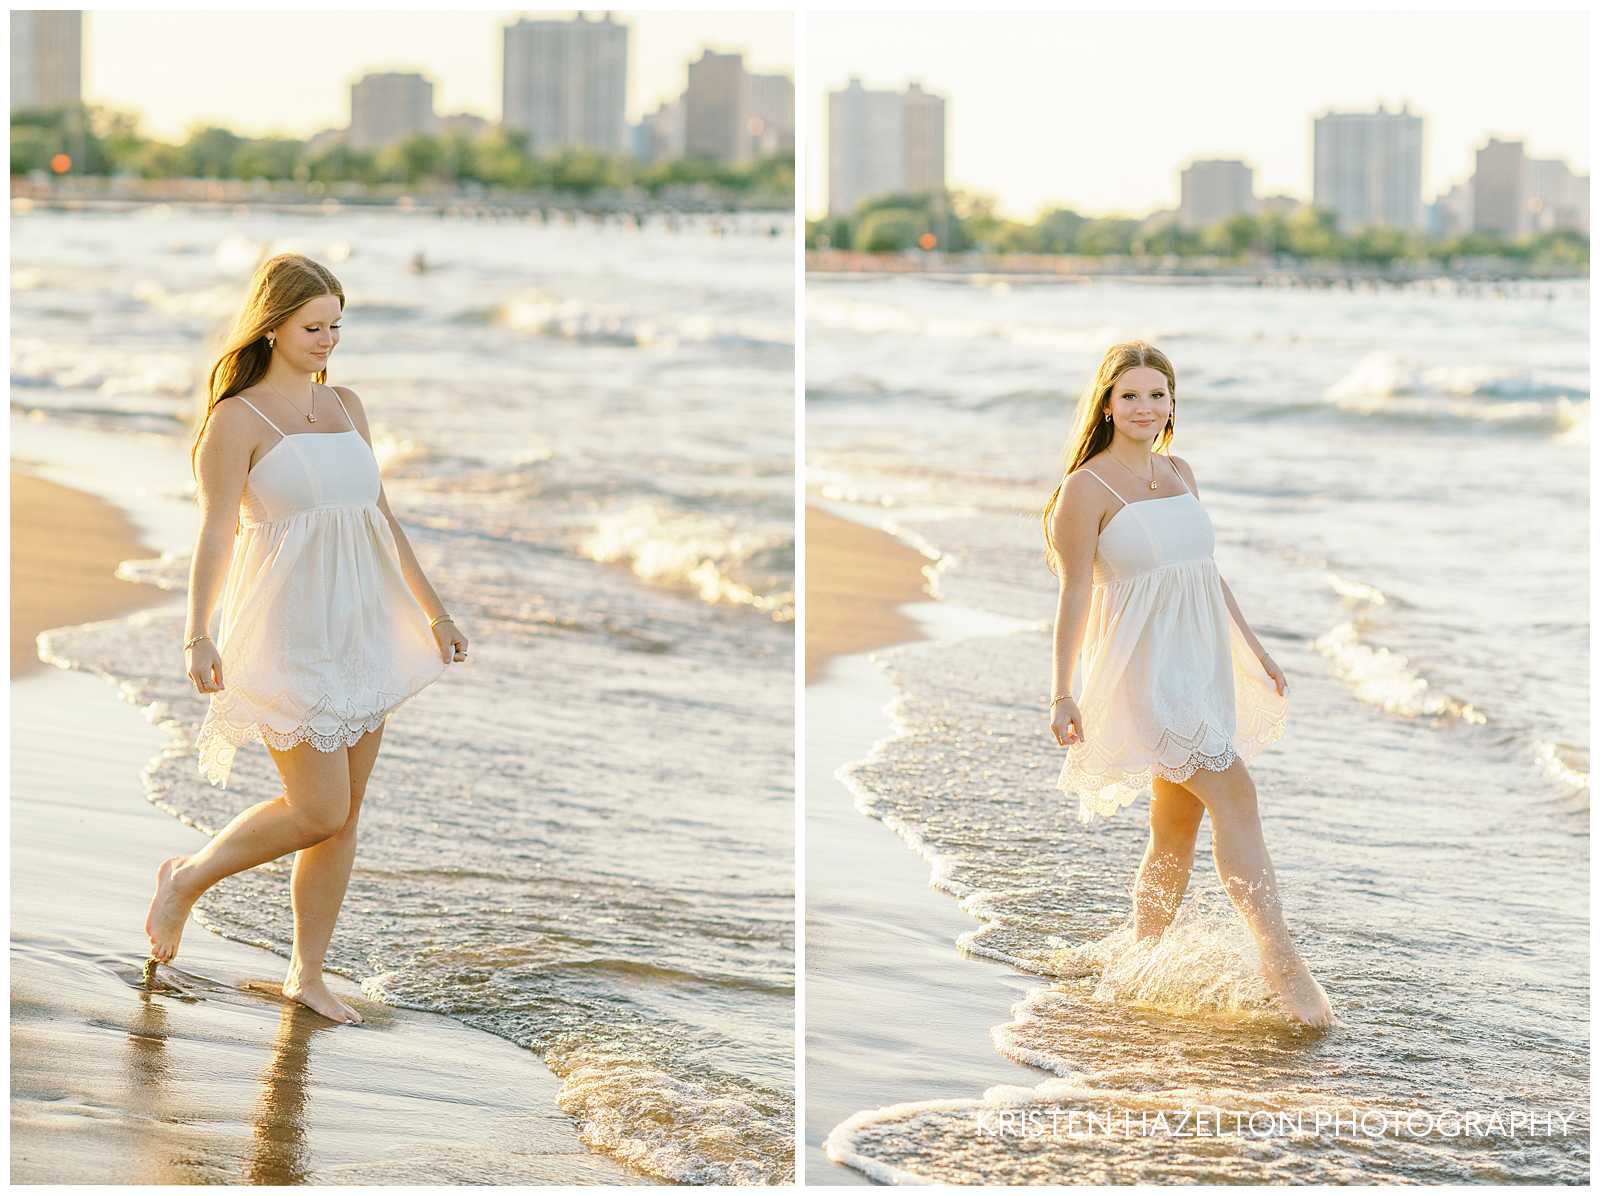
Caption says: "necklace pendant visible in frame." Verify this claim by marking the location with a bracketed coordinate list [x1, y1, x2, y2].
[1149, 480, 1158, 491]
[306, 412, 317, 423]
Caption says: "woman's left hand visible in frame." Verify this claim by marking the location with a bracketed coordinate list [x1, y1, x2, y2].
[433, 618, 468, 664]
[1261, 653, 1288, 697]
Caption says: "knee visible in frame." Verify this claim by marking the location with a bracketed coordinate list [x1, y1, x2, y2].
[294, 795, 352, 842]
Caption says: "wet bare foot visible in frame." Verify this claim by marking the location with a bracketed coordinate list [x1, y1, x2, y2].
[144, 855, 198, 963]
[1262, 954, 1334, 1028]
[283, 970, 361, 1024]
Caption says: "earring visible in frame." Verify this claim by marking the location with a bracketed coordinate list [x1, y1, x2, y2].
[265, 334, 275, 348]
[1103, 412, 1111, 421]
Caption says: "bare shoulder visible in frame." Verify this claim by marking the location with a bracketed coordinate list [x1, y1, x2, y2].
[208, 393, 268, 438]
[1167, 452, 1200, 496]
[330, 383, 373, 435]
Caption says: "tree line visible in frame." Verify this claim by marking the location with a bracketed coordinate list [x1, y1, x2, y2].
[11, 103, 793, 199]
[807, 189, 1588, 267]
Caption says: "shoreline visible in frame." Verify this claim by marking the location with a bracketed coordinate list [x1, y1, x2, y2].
[10, 468, 174, 677]
[802, 503, 1050, 1185]
[804, 504, 933, 685]
[8, 468, 640, 1185]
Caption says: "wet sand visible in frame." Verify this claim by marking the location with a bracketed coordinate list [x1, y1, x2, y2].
[9, 471, 642, 1185]
[804, 505, 930, 684]
[10, 468, 173, 677]
[802, 506, 1045, 1184]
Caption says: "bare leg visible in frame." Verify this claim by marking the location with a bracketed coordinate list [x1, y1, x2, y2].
[283, 721, 386, 1025]
[1178, 759, 1334, 1027]
[1133, 779, 1205, 939]
[144, 740, 351, 966]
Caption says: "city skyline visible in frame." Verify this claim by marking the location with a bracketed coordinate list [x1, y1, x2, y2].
[82, 9, 793, 143]
[807, 10, 1588, 220]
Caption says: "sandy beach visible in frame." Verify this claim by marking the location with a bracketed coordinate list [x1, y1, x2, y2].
[804, 504, 931, 684]
[10, 468, 173, 677]
[9, 473, 641, 1185]
[803, 504, 1047, 1184]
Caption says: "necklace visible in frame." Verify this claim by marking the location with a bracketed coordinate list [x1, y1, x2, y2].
[1111, 453, 1160, 491]
[265, 380, 318, 423]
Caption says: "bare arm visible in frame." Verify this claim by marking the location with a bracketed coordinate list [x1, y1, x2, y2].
[335, 386, 449, 623]
[185, 402, 253, 645]
[1049, 471, 1105, 702]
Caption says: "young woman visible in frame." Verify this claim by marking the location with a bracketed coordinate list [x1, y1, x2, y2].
[143, 252, 468, 1024]
[1042, 340, 1333, 1028]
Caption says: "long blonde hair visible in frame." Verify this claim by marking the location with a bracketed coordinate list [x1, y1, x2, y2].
[192, 252, 346, 481]
[1040, 340, 1178, 576]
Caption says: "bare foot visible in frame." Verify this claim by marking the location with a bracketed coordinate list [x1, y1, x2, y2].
[1261, 954, 1335, 1028]
[144, 855, 198, 963]
[282, 970, 359, 1024]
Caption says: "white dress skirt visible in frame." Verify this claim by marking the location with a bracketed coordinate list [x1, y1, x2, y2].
[1057, 456, 1289, 825]
[193, 387, 448, 789]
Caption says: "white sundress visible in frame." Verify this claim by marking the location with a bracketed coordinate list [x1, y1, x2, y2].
[1057, 454, 1289, 825]
[193, 385, 448, 789]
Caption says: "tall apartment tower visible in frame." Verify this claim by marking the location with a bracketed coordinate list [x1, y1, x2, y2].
[828, 77, 947, 216]
[10, 9, 83, 112]
[748, 71, 796, 157]
[1472, 138, 1526, 237]
[1178, 158, 1255, 229]
[502, 12, 629, 155]
[684, 50, 749, 163]
[1311, 103, 1424, 232]
[348, 72, 436, 152]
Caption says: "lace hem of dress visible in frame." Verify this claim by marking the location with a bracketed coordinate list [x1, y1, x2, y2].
[1058, 706, 1287, 827]
[194, 674, 440, 790]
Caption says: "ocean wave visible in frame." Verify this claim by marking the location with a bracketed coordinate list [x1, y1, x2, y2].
[578, 504, 795, 622]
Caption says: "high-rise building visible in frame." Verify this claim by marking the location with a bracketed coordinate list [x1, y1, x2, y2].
[748, 72, 795, 157]
[1427, 179, 1474, 238]
[1472, 137, 1525, 237]
[1525, 156, 1589, 234]
[502, 12, 629, 155]
[10, 9, 82, 112]
[684, 50, 749, 163]
[348, 72, 436, 152]
[639, 97, 685, 164]
[1178, 158, 1254, 229]
[1312, 103, 1424, 232]
[827, 77, 947, 216]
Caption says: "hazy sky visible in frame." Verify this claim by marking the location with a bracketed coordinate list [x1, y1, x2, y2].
[86, 9, 795, 139]
[807, 9, 1590, 219]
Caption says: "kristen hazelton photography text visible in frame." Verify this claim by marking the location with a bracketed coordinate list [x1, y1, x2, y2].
[7, 4, 1593, 1191]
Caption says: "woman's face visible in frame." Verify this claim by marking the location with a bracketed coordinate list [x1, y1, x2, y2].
[271, 293, 342, 371]
[1105, 365, 1171, 438]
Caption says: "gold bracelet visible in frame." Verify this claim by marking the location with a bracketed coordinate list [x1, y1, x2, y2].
[184, 633, 210, 651]
[429, 614, 453, 629]
[1049, 694, 1069, 708]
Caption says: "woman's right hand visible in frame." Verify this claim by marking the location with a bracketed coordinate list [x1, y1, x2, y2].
[187, 639, 224, 694]
[1050, 697, 1084, 748]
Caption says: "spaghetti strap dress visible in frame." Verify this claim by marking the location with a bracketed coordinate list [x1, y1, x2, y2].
[193, 385, 448, 789]
[1057, 454, 1288, 825]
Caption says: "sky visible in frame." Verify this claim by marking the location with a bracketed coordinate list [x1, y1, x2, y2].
[807, 9, 1590, 220]
[85, 9, 795, 140]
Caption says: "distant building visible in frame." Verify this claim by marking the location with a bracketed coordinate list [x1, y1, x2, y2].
[827, 77, 947, 216]
[1256, 194, 1303, 218]
[502, 12, 629, 155]
[348, 72, 436, 152]
[1178, 158, 1254, 229]
[304, 127, 347, 157]
[1526, 156, 1588, 234]
[1312, 103, 1424, 232]
[1472, 138, 1525, 237]
[748, 71, 795, 157]
[684, 50, 749, 163]
[437, 112, 490, 141]
[639, 97, 685, 164]
[1427, 179, 1473, 238]
[11, 9, 82, 112]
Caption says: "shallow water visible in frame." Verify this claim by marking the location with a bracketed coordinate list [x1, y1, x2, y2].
[14, 205, 795, 1184]
[808, 272, 1589, 1183]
